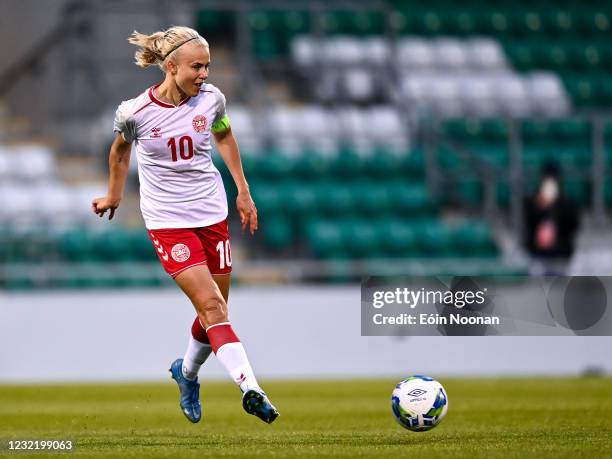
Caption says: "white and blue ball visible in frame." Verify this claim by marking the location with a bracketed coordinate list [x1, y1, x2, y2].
[391, 375, 448, 431]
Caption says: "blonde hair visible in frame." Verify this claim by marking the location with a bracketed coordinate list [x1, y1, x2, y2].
[128, 26, 208, 69]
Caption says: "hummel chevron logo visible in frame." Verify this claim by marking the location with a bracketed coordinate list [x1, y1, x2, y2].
[151, 237, 169, 261]
[407, 389, 427, 397]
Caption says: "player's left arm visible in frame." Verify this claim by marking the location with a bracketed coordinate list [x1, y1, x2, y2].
[214, 125, 258, 235]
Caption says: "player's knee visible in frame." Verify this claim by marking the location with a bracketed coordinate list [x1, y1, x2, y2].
[192, 290, 225, 311]
[192, 290, 228, 326]
[197, 306, 228, 328]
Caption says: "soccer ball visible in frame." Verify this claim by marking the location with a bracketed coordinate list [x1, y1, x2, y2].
[391, 375, 448, 431]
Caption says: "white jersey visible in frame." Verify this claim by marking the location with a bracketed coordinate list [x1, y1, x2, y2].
[113, 83, 229, 229]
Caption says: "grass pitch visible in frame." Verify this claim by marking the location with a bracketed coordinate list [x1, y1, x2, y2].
[0, 377, 610, 458]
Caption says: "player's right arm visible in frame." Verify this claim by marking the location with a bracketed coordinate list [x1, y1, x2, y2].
[92, 99, 138, 220]
[92, 133, 132, 220]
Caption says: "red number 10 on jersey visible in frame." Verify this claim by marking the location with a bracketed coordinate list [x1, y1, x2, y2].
[167, 136, 194, 161]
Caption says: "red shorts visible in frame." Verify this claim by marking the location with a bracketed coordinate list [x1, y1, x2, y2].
[147, 219, 232, 278]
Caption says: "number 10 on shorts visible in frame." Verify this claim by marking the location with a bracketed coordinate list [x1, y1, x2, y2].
[216, 240, 232, 269]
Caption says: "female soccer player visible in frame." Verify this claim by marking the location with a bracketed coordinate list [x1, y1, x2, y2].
[92, 26, 278, 424]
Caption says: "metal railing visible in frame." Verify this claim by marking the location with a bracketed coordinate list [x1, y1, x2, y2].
[420, 114, 612, 249]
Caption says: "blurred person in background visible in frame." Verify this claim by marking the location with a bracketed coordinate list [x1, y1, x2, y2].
[91, 26, 278, 425]
[524, 162, 581, 275]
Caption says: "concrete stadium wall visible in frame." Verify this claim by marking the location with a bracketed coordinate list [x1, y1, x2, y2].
[0, 0, 69, 76]
[0, 1, 193, 150]
[1, 285, 610, 382]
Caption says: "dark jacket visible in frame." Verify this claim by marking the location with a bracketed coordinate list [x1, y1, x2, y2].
[524, 193, 580, 259]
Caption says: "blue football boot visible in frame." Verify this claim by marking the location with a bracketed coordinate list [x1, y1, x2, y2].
[242, 388, 279, 424]
[169, 358, 201, 423]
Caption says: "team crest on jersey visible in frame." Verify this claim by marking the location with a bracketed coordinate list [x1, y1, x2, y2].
[151, 127, 162, 138]
[171, 243, 191, 263]
[192, 114, 207, 134]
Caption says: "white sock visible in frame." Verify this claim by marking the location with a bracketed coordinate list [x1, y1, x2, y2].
[182, 336, 213, 381]
[215, 342, 260, 392]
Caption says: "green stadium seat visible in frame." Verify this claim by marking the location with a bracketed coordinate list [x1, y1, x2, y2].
[523, 119, 591, 150]
[522, 119, 550, 138]
[412, 220, 455, 257]
[196, 9, 234, 36]
[340, 219, 380, 259]
[562, 76, 597, 106]
[566, 44, 602, 71]
[564, 179, 590, 205]
[505, 42, 537, 71]
[570, 76, 607, 106]
[388, 182, 436, 216]
[551, 119, 591, 146]
[250, 10, 311, 58]
[537, 44, 570, 71]
[438, 145, 461, 172]
[443, 118, 509, 142]
[378, 219, 418, 258]
[415, 11, 445, 35]
[556, 145, 591, 169]
[251, 185, 284, 216]
[479, 12, 512, 37]
[305, 220, 347, 259]
[366, 151, 403, 179]
[604, 179, 612, 206]
[505, 11, 534, 38]
[522, 147, 551, 170]
[471, 144, 509, 168]
[598, 46, 612, 71]
[255, 9, 311, 40]
[329, 149, 364, 178]
[97, 230, 134, 262]
[457, 178, 483, 206]
[284, 10, 310, 34]
[0, 228, 9, 263]
[496, 181, 511, 207]
[279, 183, 318, 230]
[252, 152, 294, 179]
[240, 154, 259, 178]
[604, 121, 612, 144]
[543, 11, 576, 37]
[595, 78, 612, 105]
[353, 182, 392, 216]
[263, 216, 293, 250]
[389, 9, 414, 34]
[60, 230, 97, 262]
[480, 119, 509, 141]
[315, 182, 356, 216]
[570, 146, 592, 168]
[12, 230, 55, 263]
[126, 230, 157, 262]
[5, 275, 35, 290]
[582, 12, 611, 35]
[292, 151, 330, 179]
[445, 11, 478, 36]
[453, 221, 498, 257]
[322, 10, 385, 35]
[520, 11, 544, 34]
[402, 149, 426, 177]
